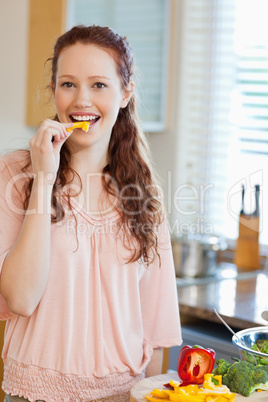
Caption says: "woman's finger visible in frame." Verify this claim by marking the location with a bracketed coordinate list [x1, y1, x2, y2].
[50, 122, 73, 143]
[32, 120, 70, 146]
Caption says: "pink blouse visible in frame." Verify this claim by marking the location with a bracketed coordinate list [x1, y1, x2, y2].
[0, 151, 182, 401]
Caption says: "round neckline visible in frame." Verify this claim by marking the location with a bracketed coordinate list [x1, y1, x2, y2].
[67, 196, 120, 224]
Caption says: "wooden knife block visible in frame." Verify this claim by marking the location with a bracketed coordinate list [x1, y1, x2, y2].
[234, 214, 260, 270]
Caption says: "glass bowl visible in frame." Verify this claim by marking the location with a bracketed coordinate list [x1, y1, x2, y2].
[232, 326, 268, 365]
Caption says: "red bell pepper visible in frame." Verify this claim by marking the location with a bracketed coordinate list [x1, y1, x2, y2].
[177, 344, 216, 386]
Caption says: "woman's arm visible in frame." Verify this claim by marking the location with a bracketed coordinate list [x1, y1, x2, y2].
[0, 178, 53, 317]
[0, 120, 72, 317]
[145, 347, 163, 377]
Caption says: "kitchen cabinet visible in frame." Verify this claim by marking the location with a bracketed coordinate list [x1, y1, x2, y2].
[26, 0, 66, 126]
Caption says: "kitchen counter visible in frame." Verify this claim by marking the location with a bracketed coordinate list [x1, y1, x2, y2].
[177, 263, 268, 329]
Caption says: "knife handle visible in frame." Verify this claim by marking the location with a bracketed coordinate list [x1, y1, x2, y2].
[240, 184, 245, 215]
[253, 184, 260, 217]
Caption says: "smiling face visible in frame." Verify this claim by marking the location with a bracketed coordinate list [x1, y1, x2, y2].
[54, 42, 131, 151]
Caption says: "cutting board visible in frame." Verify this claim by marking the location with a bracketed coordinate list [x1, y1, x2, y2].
[130, 373, 268, 401]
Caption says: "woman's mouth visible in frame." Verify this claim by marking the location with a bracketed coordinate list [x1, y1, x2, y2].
[69, 114, 101, 128]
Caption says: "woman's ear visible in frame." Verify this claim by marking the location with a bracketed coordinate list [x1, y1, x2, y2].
[120, 81, 134, 108]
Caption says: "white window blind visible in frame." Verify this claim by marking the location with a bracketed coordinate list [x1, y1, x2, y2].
[66, 0, 170, 132]
[174, 0, 268, 247]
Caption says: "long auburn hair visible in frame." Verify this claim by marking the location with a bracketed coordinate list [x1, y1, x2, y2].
[23, 25, 163, 265]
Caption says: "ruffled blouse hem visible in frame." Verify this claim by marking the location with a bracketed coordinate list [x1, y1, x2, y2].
[3, 357, 145, 402]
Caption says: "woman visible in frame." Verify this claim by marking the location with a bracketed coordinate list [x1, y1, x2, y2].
[0, 25, 182, 401]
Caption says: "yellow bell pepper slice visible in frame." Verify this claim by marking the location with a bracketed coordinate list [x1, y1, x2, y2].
[150, 389, 170, 398]
[173, 384, 200, 396]
[202, 373, 235, 399]
[170, 396, 206, 402]
[66, 121, 90, 132]
[145, 395, 170, 402]
[169, 380, 182, 388]
[203, 374, 223, 390]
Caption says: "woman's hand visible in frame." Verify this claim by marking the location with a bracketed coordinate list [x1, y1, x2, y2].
[29, 119, 73, 183]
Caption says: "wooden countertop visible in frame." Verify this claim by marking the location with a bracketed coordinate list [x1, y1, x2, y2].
[177, 264, 268, 329]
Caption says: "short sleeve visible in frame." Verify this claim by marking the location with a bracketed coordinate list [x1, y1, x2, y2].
[0, 154, 26, 320]
[139, 217, 182, 349]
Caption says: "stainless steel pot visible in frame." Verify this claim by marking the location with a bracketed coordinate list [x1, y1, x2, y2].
[172, 233, 228, 278]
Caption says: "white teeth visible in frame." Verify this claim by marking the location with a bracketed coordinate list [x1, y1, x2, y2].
[72, 115, 98, 121]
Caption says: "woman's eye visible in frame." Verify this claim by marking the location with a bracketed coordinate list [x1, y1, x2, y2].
[61, 82, 74, 88]
[94, 82, 107, 89]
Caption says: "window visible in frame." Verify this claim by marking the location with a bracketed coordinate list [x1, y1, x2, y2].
[66, 0, 170, 131]
[173, 0, 268, 249]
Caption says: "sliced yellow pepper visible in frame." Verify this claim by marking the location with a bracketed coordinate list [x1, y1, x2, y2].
[169, 380, 182, 389]
[66, 121, 90, 132]
[169, 380, 181, 387]
[145, 375, 236, 402]
[203, 373, 222, 389]
[173, 394, 203, 401]
[145, 396, 170, 402]
[173, 384, 200, 396]
[150, 388, 170, 398]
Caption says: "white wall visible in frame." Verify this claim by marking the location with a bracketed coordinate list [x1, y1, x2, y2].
[0, 0, 33, 154]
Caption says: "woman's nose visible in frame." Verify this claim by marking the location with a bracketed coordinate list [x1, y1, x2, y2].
[74, 86, 93, 108]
